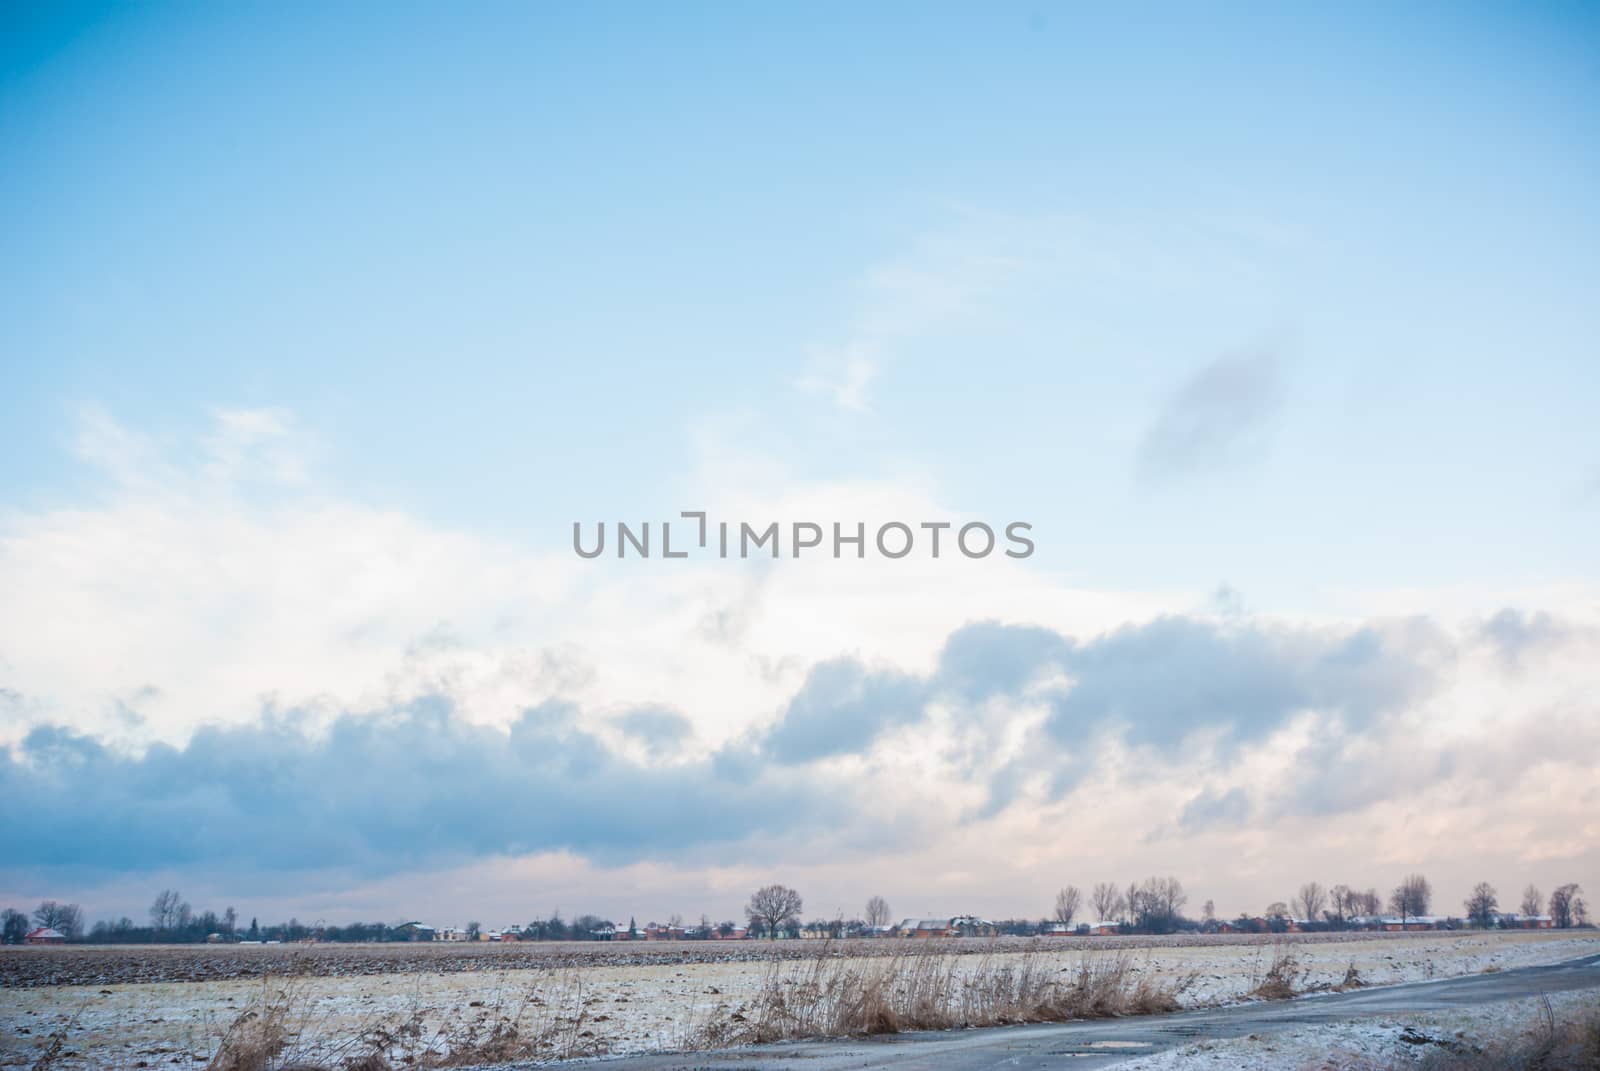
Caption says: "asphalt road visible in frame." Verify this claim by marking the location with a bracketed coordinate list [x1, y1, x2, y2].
[557, 953, 1600, 1071]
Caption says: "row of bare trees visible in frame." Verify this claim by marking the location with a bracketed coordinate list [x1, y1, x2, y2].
[1477, 883, 1591, 929]
[1048, 878, 1190, 934]
[1, 901, 84, 943]
[1049, 875, 1590, 934]
[1270, 877, 1589, 929]
[8, 877, 1588, 946]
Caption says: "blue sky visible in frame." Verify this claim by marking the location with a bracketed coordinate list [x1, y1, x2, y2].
[7, 2, 1597, 590]
[1, 3, 1597, 923]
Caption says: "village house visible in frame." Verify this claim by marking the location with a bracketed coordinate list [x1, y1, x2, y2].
[895, 916, 999, 938]
[24, 927, 66, 945]
[1350, 915, 1450, 932]
[1489, 912, 1555, 929]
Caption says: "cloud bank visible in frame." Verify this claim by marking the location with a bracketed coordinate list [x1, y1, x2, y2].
[2, 406, 1595, 921]
[7, 609, 1586, 893]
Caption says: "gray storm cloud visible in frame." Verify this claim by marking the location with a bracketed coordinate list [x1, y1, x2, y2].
[1136, 350, 1285, 485]
[1, 613, 1481, 884]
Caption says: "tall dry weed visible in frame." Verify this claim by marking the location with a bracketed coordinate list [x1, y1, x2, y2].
[697, 942, 1192, 1046]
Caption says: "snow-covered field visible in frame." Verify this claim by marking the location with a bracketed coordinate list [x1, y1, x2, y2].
[3, 931, 1596, 1069]
[1117, 988, 1600, 1070]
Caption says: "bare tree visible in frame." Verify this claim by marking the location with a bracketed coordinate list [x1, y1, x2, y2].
[1388, 874, 1432, 926]
[1350, 888, 1382, 917]
[864, 895, 891, 929]
[1521, 885, 1543, 918]
[1091, 882, 1124, 924]
[1265, 900, 1290, 920]
[1129, 876, 1187, 933]
[1328, 884, 1352, 927]
[32, 901, 83, 938]
[1549, 883, 1585, 929]
[149, 889, 186, 931]
[1464, 882, 1498, 929]
[1202, 899, 1215, 923]
[1053, 885, 1081, 927]
[1295, 882, 1326, 923]
[3, 908, 31, 944]
[746, 884, 804, 941]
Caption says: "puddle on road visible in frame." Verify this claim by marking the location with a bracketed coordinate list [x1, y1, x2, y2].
[1048, 1040, 1157, 1058]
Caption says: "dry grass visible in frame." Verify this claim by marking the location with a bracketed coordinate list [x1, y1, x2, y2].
[1249, 944, 1304, 1001]
[1337, 995, 1600, 1070]
[200, 973, 609, 1071]
[1338, 961, 1366, 990]
[204, 981, 367, 1071]
[694, 943, 1193, 1047]
[26, 1028, 69, 1071]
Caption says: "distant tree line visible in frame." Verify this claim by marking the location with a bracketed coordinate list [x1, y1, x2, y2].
[1047, 875, 1591, 936]
[1, 891, 450, 945]
[1240, 877, 1590, 933]
[518, 911, 623, 940]
[1, 876, 1589, 944]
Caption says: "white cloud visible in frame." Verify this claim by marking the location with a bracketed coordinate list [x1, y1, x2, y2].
[2, 404, 1596, 924]
[0, 406, 1172, 748]
[794, 221, 1025, 413]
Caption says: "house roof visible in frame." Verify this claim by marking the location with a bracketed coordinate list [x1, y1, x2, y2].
[26, 927, 65, 939]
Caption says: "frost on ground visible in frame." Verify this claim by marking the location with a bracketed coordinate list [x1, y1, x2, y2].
[2, 931, 1597, 1069]
[1112, 989, 1600, 1069]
